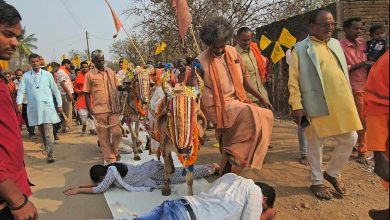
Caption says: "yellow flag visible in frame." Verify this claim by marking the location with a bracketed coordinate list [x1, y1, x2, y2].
[122, 58, 129, 72]
[61, 54, 66, 61]
[278, 28, 296, 48]
[259, 35, 272, 50]
[155, 42, 167, 55]
[270, 41, 285, 64]
[0, 60, 8, 70]
[47, 65, 53, 73]
[71, 55, 81, 67]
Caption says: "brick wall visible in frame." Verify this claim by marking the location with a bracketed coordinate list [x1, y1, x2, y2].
[255, 0, 389, 115]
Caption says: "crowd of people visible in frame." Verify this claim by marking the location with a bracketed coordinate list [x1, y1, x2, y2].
[0, 1, 388, 220]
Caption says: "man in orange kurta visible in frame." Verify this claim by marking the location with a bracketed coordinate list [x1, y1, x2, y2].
[364, 50, 389, 220]
[194, 17, 274, 175]
[74, 61, 96, 135]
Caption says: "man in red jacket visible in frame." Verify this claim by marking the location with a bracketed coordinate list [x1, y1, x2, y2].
[0, 1, 38, 219]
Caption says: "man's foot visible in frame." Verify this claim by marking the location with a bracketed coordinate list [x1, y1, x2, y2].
[373, 152, 389, 182]
[47, 155, 55, 163]
[323, 171, 349, 196]
[90, 129, 97, 135]
[82, 125, 87, 133]
[54, 134, 60, 140]
[116, 154, 121, 161]
[356, 153, 369, 165]
[299, 156, 309, 165]
[41, 150, 48, 155]
[310, 184, 334, 200]
[368, 209, 389, 220]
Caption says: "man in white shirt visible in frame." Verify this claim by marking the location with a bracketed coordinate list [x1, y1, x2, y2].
[57, 59, 74, 133]
[135, 172, 276, 220]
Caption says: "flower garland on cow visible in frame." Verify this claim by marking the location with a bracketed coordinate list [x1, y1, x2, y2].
[161, 70, 204, 168]
[131, 66, 152, 120]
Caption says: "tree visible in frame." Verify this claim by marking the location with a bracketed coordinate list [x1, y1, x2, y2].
[114, 0, 335, 63]
[17, 28, 38, 68]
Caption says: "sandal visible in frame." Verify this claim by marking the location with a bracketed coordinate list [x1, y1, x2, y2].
[323, 171, 349, 196]
[310, 184, 334, 200]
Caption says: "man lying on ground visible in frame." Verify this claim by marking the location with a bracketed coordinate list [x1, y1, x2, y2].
[63, 160, 219, 195]
[134, 171, 277, 220]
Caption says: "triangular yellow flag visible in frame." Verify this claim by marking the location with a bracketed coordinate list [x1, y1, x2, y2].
[61, 54, 66, 61]
[155, 42, 167, 55]
[0, 60, 8, 70]
[71, 55, 81, 67]
[122, 58, 129, 72]
[270, 41, 285, 64]
[278, 28, 296, 49]
[47, 65, 53, 73]
[259, 35, 272, 50]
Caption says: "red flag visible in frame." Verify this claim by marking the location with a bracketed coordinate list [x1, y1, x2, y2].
[105, 0, 123, 38]
[172, 0, 192, 42]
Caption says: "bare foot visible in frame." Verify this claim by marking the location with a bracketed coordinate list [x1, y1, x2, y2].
[41, 150, 48, 155]
[299, 156, 309, 166]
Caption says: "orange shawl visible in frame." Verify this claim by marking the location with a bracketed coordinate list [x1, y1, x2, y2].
[364, 50, 389, 116]
[249, 42, 266, 83]
[59, 66, 70, 75]
[208, 47, 248, 129]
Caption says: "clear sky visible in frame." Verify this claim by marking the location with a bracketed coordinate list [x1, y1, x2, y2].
[8, 0, 137, 62]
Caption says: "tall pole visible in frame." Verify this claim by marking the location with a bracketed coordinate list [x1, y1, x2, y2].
[86, 31, 91, 61]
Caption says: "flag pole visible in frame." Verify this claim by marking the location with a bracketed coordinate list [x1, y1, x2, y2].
[122, 28, 146, 65]
[189, 24, 201, 54]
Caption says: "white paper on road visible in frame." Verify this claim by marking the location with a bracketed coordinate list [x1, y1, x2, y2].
[104, 129, 212, 220]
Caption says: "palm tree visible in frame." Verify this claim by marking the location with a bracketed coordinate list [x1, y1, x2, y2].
[17, 28, 38, 68]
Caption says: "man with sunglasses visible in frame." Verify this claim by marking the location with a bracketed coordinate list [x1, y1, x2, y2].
[288, 9, 362, 200]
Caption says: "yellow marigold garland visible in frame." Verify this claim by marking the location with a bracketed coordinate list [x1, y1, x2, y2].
[178, 124, 199, 167]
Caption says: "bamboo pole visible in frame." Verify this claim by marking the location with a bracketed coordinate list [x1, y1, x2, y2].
[122, 28, 146, 65]
[189, 24, 201, 54]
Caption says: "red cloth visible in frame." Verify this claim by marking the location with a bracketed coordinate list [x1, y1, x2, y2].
[74, 72, 89, 110]
[340, 38, 368, 92]
[364, 50, 389, 116]
[0, 78, 32, 197]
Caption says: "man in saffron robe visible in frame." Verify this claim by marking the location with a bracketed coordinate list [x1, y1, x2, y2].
[364, 50, 389, 220]
[192, 17, 274, 175]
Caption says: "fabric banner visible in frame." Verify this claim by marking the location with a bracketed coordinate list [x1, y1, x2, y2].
[270, 41, 285, 64]
[259, 35, 272, 50]
[0, 60, 8, 70]
[122, 58, 129, 72]
[105, 0, 123, 38]
[172, 0, 192, 42]
[154, 42, 167, 55]
[71, 55, 81, 67]
[60, 54, 66, 61]
[278, 28, 296, 48]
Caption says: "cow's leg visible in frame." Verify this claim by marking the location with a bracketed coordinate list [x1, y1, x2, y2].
[161, 143, 174, 196]
[129, 121, 141, 161]
[185, 168, 194, 196]
[134, 120, 143, 153]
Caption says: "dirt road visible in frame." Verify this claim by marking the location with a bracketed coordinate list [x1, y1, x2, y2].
[24, 120, 388, 220]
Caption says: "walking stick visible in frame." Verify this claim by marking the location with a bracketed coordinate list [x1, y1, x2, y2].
[122, 28, 146, 65]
